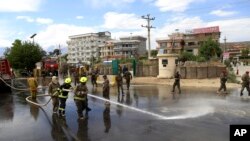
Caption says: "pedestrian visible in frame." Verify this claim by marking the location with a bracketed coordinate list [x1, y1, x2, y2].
[240, 71, 250, 96]
[27, 74, 38, 99]
[103, 75, 110, 105]
[74, 77, 88, 120]
[48, 76, 60, 113]
[58, 78, 72, 117]
[74, 71, 79, 86]
[115, 73, 124, 95]
[172, 71, 181, 94]
[122, 65, 128, 75]
[123, 71, 132, 90]
[217, 70, 228, 94]
[91, 70, 97, 87]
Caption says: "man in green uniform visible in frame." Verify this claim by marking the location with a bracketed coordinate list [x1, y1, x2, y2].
[240, 71, 250, 96]
[115, 73, 124, 95]
[172, 71, 181, 94]
[123, 71, 132, 90]
[48, 76, 60, 113]
[217, 70, 228, 94]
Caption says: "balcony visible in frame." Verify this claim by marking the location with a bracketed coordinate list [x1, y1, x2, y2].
[113, 47, 137, 51]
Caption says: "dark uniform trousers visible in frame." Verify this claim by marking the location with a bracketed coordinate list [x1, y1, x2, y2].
[172, 81, 181, 93]
[74, 99, 86, 118]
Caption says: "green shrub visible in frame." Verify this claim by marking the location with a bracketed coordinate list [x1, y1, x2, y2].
[227, 71, 239, 83]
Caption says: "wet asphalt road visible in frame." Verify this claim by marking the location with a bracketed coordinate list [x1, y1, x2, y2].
[1, 83, 250, 141]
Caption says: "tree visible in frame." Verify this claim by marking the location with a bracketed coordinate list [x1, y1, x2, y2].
[179, 51, 196, 62]
[198, 38, 222, 61]
[5, 39, 46, 71]
[151, 50, 158, 57]
[241, 49, 249, 57]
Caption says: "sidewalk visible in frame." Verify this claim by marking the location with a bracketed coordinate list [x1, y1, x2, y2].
[131, 77, 240, 88]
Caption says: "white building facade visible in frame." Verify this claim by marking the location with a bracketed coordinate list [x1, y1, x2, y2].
[67, 31, 111, 65]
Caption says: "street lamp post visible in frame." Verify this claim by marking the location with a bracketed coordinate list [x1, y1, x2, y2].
[30, 33, 37, 44]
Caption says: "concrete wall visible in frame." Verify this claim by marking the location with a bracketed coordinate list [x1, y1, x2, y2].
[197, 67, 207, 79]
[179, 66, 226, 79]
[186, 67, 197, 79]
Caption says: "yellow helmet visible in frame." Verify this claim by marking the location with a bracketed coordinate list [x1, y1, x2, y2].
[80, 77, 88, 83]
[65, 78, 71, 83]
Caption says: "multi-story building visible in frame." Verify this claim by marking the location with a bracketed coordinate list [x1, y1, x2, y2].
[99, 40, 115, 61]
[156, 26, 221, 55]
[67, 31, 111, 64]
[98, 35, 147, 60]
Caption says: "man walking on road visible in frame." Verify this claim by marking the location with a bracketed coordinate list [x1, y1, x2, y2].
[240, 71, 250, 96]
[172, 71, 181, 94]
[123, 71, 132, 90]
[115, 73, 124, 95]
[217, 70, 228, 94]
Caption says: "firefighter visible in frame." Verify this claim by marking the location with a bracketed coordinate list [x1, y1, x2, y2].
[103, 75, 110, 105]
[115, 72, 124, 95]
[74, 77, 88, 120]
[172, 71, 181, 94]
[58, 78, 72, 117]
[217, 70, 228, 94]
[240, 71, 250, 96]
[48, 76, 60, 113]
[27, 74, 38, 99]
[123, 71, 132, 90]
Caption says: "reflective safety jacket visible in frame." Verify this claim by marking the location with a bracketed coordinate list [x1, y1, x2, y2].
[59, 83, 72, 99]
[74, 84, 88, 101]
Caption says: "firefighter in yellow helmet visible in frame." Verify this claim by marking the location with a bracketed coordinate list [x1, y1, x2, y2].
[74, 77, 88, 120]
[58, 78, 72, 117]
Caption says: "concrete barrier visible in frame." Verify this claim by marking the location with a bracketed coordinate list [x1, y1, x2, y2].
[96, 75, 116, 87]
[208, 66, 217, 78]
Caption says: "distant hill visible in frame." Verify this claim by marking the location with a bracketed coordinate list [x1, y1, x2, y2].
[220, 41, 250, 49]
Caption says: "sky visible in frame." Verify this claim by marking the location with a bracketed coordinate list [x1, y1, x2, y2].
[0, 0, 250, 55]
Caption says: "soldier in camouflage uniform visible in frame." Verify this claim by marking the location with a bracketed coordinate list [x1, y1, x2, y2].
[240, 71, 250, 96]
[115, 73, 124, 95]
[217, 70, 228, 94]
[48, 76, 60, 113]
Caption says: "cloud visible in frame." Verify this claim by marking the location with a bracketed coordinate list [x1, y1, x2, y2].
[36, 18, 53, 24]
[103, 12, 145, 30]
[35, 24, 96, 50]
[210, 9, 238, 17]
[87, 0, 135, 8]
[0, 0, 42, 12]
[16, 16, 53, 25]
[16, 16, 34, 22]
[155, 0, 198, 12]
[76, 16, 84, 20]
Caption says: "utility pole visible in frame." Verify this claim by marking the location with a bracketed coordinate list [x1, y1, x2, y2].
[141, 14, 155, 59]
[224, 36, 227, 52]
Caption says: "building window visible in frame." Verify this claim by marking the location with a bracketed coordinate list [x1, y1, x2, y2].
[188, 42, 195, 46]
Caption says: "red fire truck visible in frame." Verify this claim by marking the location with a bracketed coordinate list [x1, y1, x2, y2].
[42, 57, 59, 76]
[0, 58, 14, 91]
